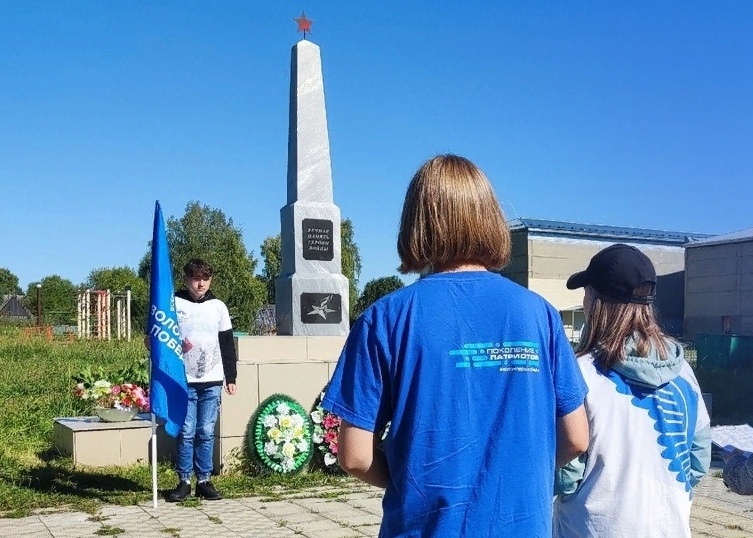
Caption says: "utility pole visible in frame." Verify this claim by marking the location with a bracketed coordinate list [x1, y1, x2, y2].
[36, 283, 42, 326]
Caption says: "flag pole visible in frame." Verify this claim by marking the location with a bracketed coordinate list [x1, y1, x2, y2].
[151, 411, 158, 508]
[150, 357, 158, 508]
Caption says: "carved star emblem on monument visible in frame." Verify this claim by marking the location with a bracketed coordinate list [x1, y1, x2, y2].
[294, 11, 313, 39]
[307, 295, 336, 319]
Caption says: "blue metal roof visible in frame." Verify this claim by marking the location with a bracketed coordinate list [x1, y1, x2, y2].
[685, 227, 753, 248]
[509, 218, 711, 246]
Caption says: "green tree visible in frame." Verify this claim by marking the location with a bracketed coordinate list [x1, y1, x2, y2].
[260, 235, 282, 304]
[259, 219, 362, 316]
[341, 219, 363, 314]
[354, 276, 405, 318]
[85, 266, 149, 331]
[0, 268, 22, 296]
[139, 201, 265, 331]
[23, 275, 77, 325]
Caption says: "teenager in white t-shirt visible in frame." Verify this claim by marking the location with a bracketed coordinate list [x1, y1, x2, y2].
[164, 259, 237, 503]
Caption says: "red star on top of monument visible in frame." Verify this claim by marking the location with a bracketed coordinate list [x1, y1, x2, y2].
[294, 11, 313, 39]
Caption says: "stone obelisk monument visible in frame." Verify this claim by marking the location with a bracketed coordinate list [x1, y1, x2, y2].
[276, 19, 349, 336]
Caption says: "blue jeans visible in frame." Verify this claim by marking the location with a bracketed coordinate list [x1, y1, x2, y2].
[176, 384, 221, 482]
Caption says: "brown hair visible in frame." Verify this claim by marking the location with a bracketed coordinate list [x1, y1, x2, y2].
[397, 154, 511, 274]
[576, 283, 671, 368]
[183, 258, 214, 279]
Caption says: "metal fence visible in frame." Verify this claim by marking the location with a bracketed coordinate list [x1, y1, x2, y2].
[694, 333, 753, 369]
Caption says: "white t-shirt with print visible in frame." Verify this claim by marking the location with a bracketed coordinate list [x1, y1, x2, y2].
[175, 295, 232, 384]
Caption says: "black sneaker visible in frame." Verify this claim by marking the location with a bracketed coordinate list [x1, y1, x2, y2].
[165, 481, 191, 503]
[195, 480, 223, 500]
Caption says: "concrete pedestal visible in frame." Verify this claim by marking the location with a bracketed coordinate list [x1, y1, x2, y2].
[53, 415, 154, 467]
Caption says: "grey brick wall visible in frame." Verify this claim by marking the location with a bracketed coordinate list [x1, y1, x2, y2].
[684, 240, 753, 340]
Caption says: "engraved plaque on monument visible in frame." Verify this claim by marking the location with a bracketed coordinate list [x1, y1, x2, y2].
[302, 218, 334, 261]
[300, 293, 342, 324]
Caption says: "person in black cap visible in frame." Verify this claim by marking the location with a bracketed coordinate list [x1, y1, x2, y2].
[553, 243, 711, 538]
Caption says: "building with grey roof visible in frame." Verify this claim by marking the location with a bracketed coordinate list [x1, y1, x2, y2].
[684, 227, 753, 340]
[501, 218, 710, 340]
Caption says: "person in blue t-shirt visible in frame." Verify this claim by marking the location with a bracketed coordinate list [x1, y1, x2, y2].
[322, 154, 589, 538]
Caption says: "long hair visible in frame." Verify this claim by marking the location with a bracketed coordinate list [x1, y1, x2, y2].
[576, 283, 671, 368]
[397, 154, 511, 274]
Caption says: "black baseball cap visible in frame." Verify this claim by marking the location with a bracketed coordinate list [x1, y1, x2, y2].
[566, 244, 657, 304]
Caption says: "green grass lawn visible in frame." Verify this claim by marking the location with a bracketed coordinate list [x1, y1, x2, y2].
[0, 326, 352, 518]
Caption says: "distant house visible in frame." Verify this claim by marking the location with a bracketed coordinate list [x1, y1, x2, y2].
[0, 295, 32, 320]
[501, 218, 710, 340]
[684, 227, 753, 340]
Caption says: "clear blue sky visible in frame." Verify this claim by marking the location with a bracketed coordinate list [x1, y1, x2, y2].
[2, 2, 752, 292]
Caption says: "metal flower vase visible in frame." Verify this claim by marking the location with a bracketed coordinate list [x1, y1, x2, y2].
[95, 407, 138, 423]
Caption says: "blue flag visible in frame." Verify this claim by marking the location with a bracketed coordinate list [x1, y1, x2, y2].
[148, 201, 188, 437]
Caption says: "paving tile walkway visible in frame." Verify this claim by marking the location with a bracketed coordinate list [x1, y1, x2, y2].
[691, 473, 753, 537]
[1, 474, 751, 537]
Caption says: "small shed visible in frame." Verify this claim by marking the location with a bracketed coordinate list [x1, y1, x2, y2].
[0, 295, 33, 320]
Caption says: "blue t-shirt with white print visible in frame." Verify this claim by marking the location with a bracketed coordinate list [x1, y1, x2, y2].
[322, 271, 587, 538]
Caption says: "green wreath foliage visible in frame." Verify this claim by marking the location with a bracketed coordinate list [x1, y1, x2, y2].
[247, 393, 313, 474]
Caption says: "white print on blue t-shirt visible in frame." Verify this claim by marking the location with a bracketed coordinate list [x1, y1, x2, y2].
[605, 368, 698, 497]
[451, 340, 541, 372]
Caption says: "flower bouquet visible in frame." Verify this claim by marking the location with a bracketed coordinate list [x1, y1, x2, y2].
[310, 387, 344, 473]
[249, 394, 313, 474]
[73, 379, 150, 421]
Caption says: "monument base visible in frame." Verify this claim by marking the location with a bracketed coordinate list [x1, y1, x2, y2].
[214, 334, 347, 473]
[275, 273, 349, 336]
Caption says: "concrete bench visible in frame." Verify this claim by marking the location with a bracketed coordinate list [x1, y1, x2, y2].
[54, 414, 154, 467]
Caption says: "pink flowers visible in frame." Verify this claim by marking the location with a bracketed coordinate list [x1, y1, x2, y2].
[311, 389, 343, 470]
[118, 383, 149, 411]
[73, 379, 150, 412]
[323, 414, 341, 430]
